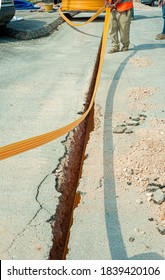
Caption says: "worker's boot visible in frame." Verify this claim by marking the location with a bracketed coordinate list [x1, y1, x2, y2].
[108, 47, 119, 54]
[155, 33, 165, 40]
[121, 45, 129, 52]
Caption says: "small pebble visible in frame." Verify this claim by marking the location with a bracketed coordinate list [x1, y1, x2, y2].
[129, 237, 135, 242]
[136, 199, 143, 204]
[125, 128, 133, 134]
[113, 126, 126, 133]
[126, 121, 140, 126]
[148, 217, 154, 221]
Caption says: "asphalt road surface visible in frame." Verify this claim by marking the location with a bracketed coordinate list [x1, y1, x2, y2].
[0, 4, 165, 260]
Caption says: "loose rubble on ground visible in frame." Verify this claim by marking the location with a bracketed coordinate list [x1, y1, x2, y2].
[112, 75, 165, 235]
[110, 1, 165, 236]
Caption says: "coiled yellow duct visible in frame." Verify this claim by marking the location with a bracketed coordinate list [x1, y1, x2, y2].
[62, 0, 105, 11]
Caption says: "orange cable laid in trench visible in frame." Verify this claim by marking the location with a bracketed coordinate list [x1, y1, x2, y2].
[0, 7, 110, 161]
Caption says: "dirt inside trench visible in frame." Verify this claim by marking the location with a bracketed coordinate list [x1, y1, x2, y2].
[49, 42, 101, 259]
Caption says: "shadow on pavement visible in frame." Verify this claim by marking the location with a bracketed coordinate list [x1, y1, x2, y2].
[134, 15, 160, 20]
[67, 15, 104, 38]
[69, 25, 102, 38]
[134, 43, 165, 50]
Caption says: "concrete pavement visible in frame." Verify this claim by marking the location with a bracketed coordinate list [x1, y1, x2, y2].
[0, 2, 165, 260]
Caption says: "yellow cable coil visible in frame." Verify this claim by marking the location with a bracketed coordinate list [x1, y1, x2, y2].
[0, 7, 110, 161]
[62, 0, 105, 11]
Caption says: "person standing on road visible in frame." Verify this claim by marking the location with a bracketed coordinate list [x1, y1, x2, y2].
[155, 0, 165, 40]
[104, 0, 133, 53]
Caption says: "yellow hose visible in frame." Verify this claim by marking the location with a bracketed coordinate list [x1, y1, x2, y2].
[0, 7, 110, 161]
[59, 6, 105, 26]
[61, 0, 105, 11]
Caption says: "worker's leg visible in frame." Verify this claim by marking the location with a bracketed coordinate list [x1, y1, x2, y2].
[155, 3, 165, 39]
[109, 10, 120, 53]
[118, 9, 132, 51]
[162, 3, 165, 35]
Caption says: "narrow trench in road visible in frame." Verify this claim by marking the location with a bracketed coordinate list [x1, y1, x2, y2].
[49, 42, 101, 260]
[62, 105, 94, 260]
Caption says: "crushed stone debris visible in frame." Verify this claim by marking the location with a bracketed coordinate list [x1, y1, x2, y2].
[126, 120, 140, 126]
[128, 86, 158, 102]
[125, 128, 134, 134]
[115, 127, 165, 187]
[113, 113, 147, 134]
[114, 115, 165, 223]
[128, 87, 160, 110]
[129, 56, 154, 67]
[113, 126, 127, 134]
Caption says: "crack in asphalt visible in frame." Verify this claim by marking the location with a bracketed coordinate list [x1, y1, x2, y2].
[52, 133, 71, 192]
[0, 173, 54, 256]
